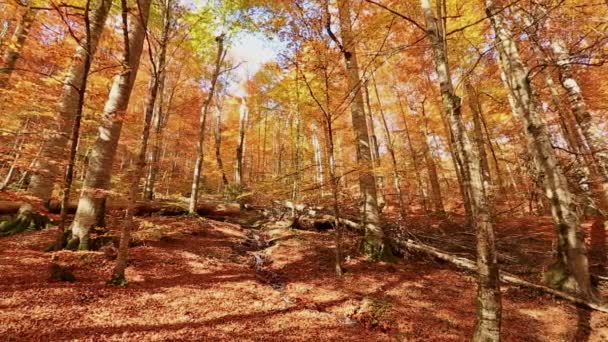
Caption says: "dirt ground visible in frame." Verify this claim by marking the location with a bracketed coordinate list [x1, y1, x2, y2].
[1, 212, 607, 341]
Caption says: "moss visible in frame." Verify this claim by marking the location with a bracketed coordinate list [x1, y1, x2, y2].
[0, 207, 50, 236]
[543, 259, 578, 292]
[107, 273, 128, 286]
[65, 236, 80, 251]
[360, 235, 396, 262]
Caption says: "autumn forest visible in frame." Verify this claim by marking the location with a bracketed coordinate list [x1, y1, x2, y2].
[0, 0, 607, 340]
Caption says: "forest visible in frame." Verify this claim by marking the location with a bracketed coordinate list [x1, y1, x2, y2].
[0, 0, 607, 340]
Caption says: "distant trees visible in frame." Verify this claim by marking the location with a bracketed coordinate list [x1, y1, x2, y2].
[0, 1, 606, 332]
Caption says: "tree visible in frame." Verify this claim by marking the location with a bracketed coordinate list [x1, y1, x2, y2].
[28, 0, 113, 202]
[421, 0, 501, 339]
[67, 0, 152, 250]
[190, 33, 226, 213]
[332, 0, 386, 260]
[0, 2, 35, 88]
[485, 0, 594, 298]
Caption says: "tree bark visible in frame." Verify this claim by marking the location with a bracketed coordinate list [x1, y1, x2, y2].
[419, 103, 446, 215]
[213, 101, 229, 187]
[552, 39, 608, 210]
[111, 0, 172, 283]
[422, 0, 502, 339]
[0, 118, 29, 191]
[190, 34, 225, 213]
[235, 97, 248, 186]
[465, 80, 492, 188]
[334, 0, 385, 260]
[485, 0, 594, 299]
[364, 80, 385, 211]
[397, 92, 428, 213]
[372, 73, 405, 218]
[143, 0, 172, 201]
[0, 3, 35, 88]
[68, 0, 152, 250]
[55, 0, 96, 250]
[28, 0, 113, 202]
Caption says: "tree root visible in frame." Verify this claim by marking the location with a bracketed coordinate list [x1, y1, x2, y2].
[0, 204, 50, 236]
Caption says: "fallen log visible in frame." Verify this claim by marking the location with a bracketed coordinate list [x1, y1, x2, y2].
[394, 238, 608, 314]
[0, 199, 241, 218]
[273, 201, 608, 313]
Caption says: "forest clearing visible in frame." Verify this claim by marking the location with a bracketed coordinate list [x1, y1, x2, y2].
[1, 0, 608, 340]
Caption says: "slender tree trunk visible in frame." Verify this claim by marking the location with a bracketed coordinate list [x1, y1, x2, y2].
[0, 118, 29, 190]
[364, 80, 385, 211]
[213, 101, 229, 187]
[235, 97, 248, 186]
[516, 10, 582, 153]
[0, 3, 35, 88]
[422, 0, 502, 339]
[397, 93, 427, 213]
[465, 80, 492, 187]
[0, 18, 9, 52]
[485, 0, 594, 299]
[372, 73, 405, 218]
[111, 0, 172, 283]
[478, 109, 505, 192]
[28, 0, 113, 202]
[312, 124, 324, 190]
[420, 102, 446, 215]
[334, 0, 385, 259]
[68, 0, 151, 250]
[143, 0, 172, 201]
[190, 34, 225, 213]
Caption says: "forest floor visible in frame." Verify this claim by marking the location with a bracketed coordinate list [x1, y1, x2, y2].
[1, 206, 607, 341]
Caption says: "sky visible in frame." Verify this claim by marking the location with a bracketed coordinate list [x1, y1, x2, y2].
[226, 31, 282, 97]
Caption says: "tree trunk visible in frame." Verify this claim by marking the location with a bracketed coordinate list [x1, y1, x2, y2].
[364, 80, 385, 211]
[485, 0, 594, 299]
[422, 0, 502, 339]
[397, 92, 428, 213]
[312, 124, 324, 190]
[334, 0, 385, 260]
[552, 39, 608, 210]
[190, 34, 225, 213]
[213, 101, 229, 187]
[0, 118, 29, 191]
[143, 0, 172, 201]
[372, 73, 405, 218]
[54, 0, 96, 250]
[28, 0, 113, 202]
[235, 97, 248, 186]
[419, 102, 446, 215]
[68, 0, 152, 250]
[465, 80, 492, 188]
[0, 4, 35, 88]
[111, 0, 172, 283]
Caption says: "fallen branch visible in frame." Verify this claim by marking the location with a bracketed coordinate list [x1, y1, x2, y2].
[274, 199, 608, 313]
[394, 239, 608, 314]
[0, 199, 241, 218]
